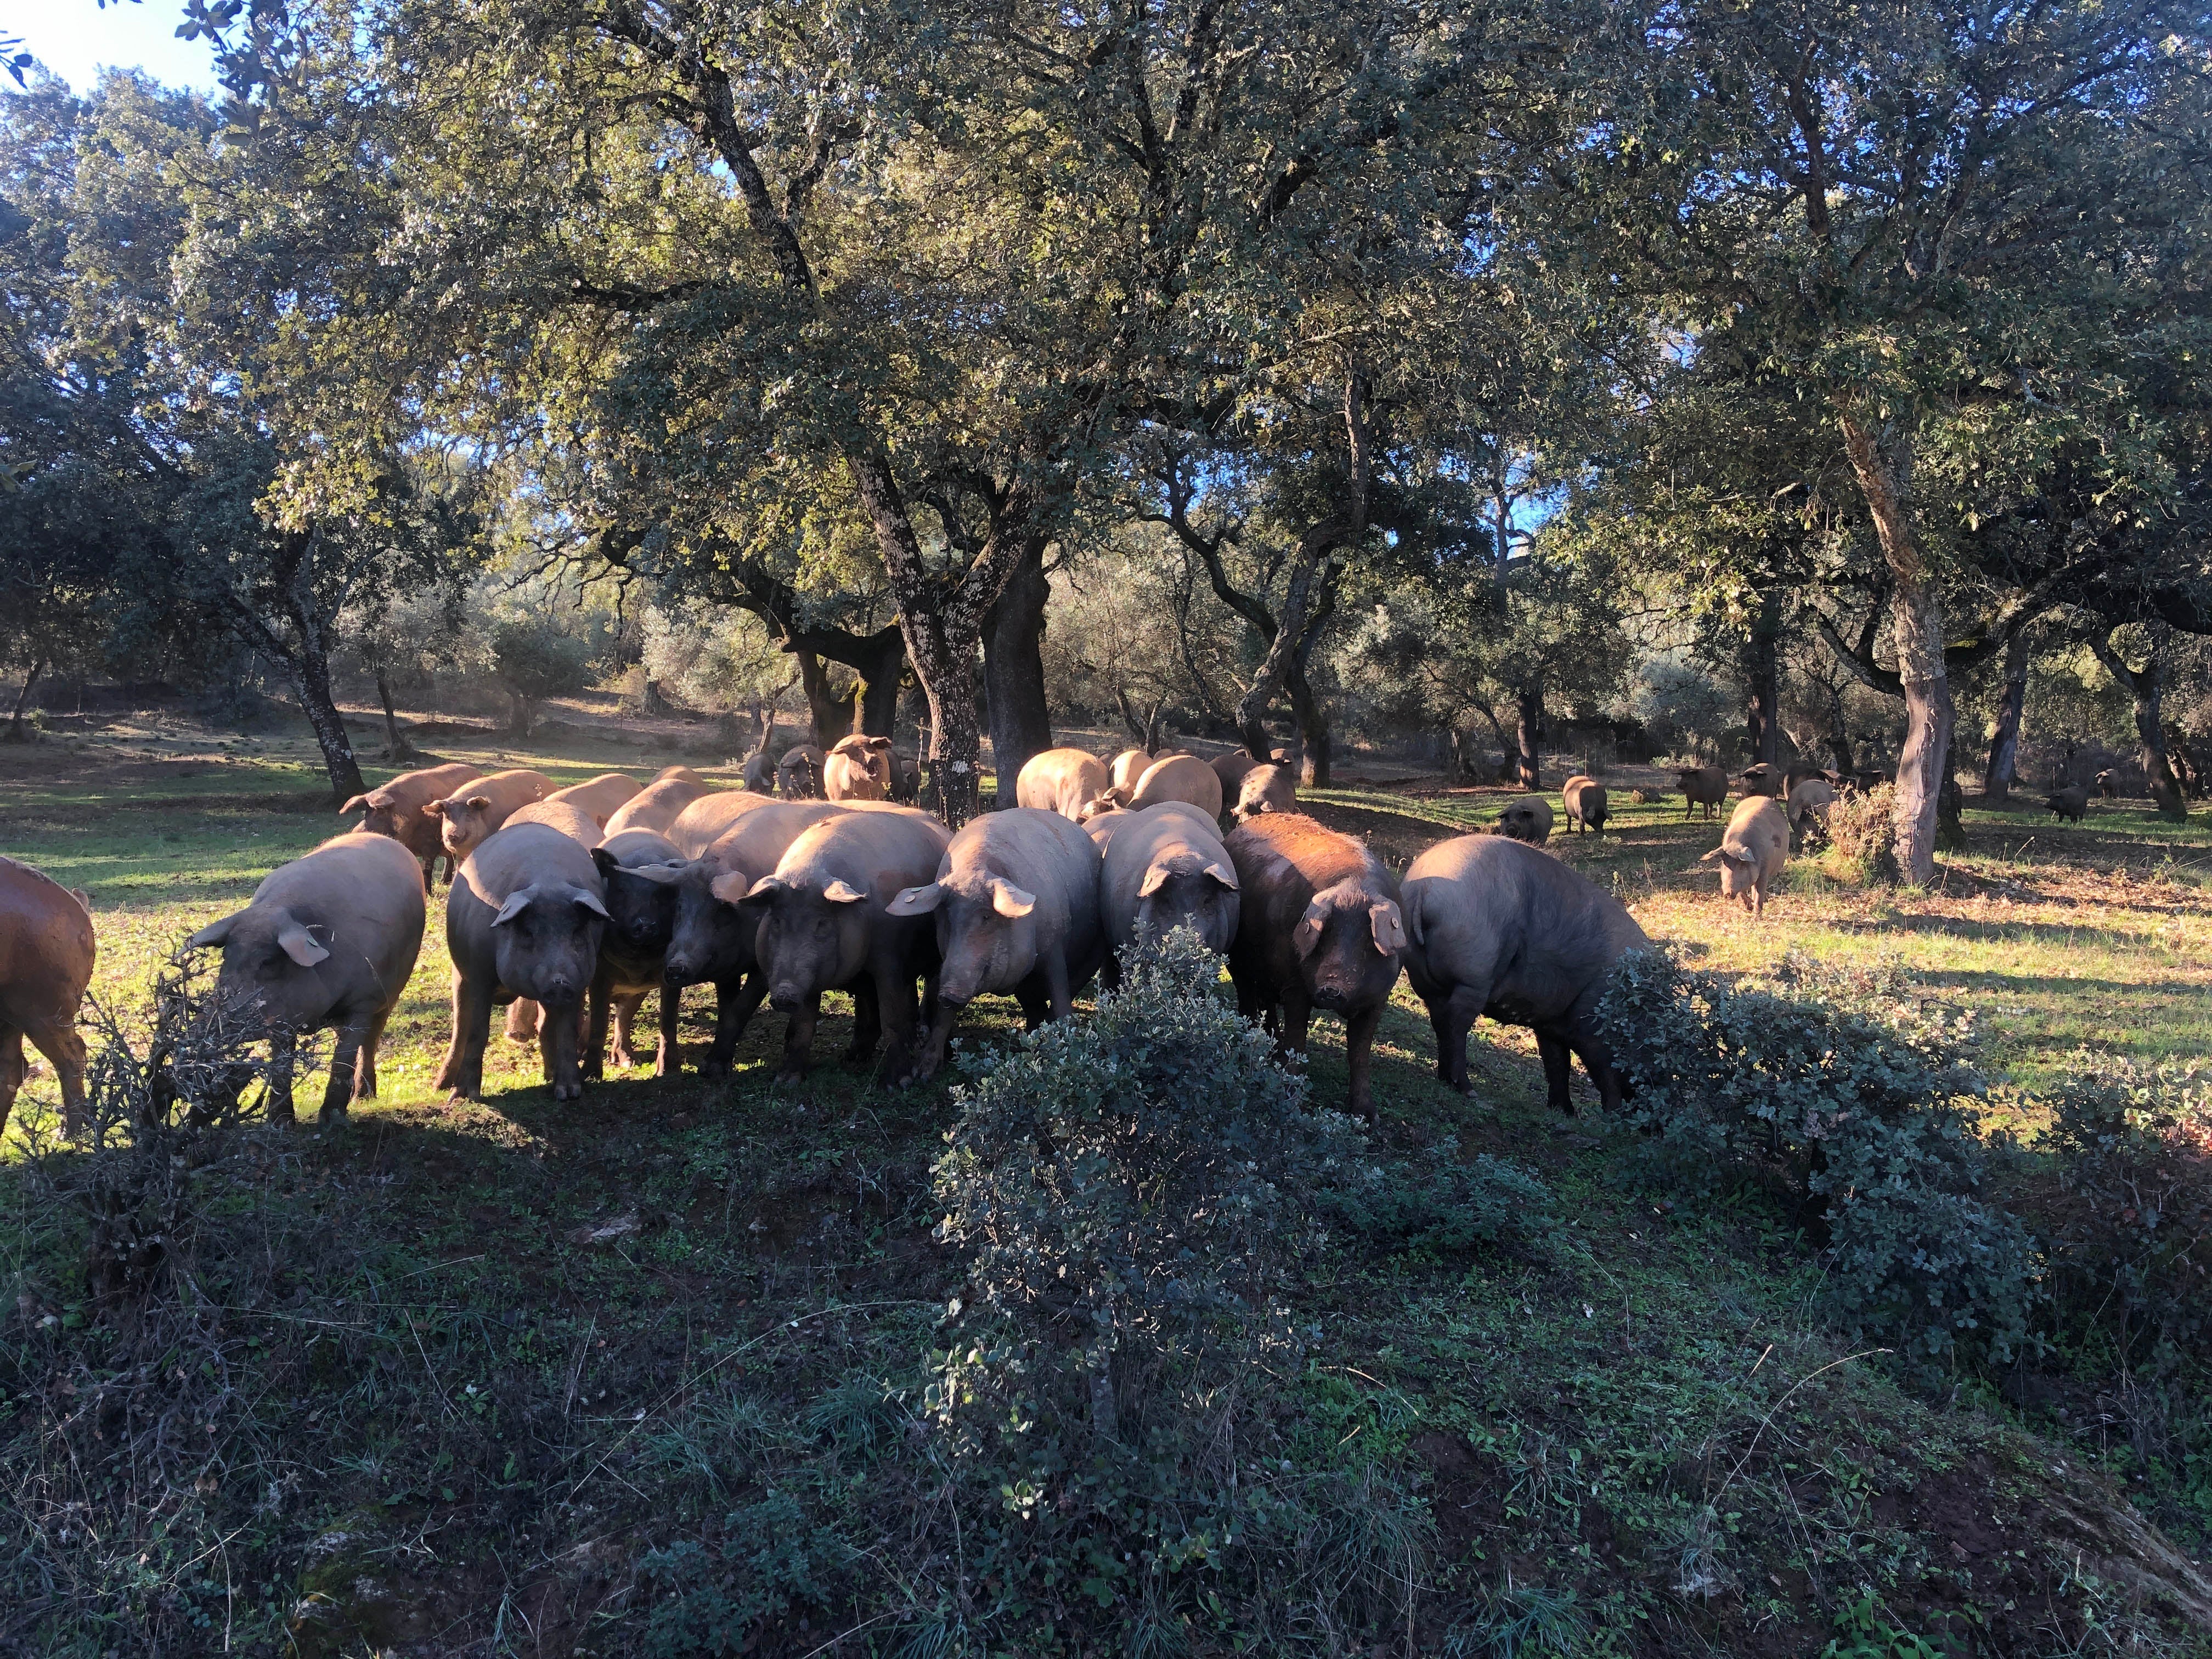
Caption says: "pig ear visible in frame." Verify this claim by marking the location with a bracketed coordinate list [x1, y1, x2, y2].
[491, 887, 538, 926]
[630, 860, 689, 886]
[1204, 861, 1238, 891]
[590, 847, 620, 878]
[1369, 901, 1408, 956]
[885, 882, 944, 916]
[1698, 848, 1723, 863]
[744, 875, 785, 900]
[572, 888, 611, 919]
[276, 920, 331, 968]
[340, 793, 370, 816]
[422, 799, 447, 818]
[1291, 900, 1327, 959]
[870, 736, 893, 751]
[708, 871, 755, 906]
[1137, 864, 1171, 898]
[466, 795, 492, 811]
[823, 879, 868, 905]
[186, 915, 239, 949]
[991, 881, 1036, 918]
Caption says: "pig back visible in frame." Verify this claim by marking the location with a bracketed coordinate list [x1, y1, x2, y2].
[668, 789, 776, 856]
[1722, 797, 1790, 874]
[507, 800, 606, 848]
[1210, 750, 1261, 795]
[947, 808, 1103, 938]
[602, 776, 709, 838]
[546, 773, 641, 825]
[247, 833, 427, 1003]
[698, 802, 847, 883]
[1127, 754, 1224, 819]
[1225, 814, 1377, 954]
[1017, 748, 1111, 819]
[1101, 806, 1238, 951]
[0, 857, 96, 1026]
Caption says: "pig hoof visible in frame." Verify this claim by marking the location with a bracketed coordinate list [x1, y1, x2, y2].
[698, 1060, 727, 1082]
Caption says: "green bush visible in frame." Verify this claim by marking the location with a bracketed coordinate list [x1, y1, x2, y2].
[638, 1495, 853, 1657]
[1317, 1143, 1561, 1262]
[1597, 947, 2039, 1377]
[1821, 782, 1900, 887]
[489, 618, 592, 735]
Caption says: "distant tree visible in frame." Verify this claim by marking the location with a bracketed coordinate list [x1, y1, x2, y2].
[489, 619, 591, 740]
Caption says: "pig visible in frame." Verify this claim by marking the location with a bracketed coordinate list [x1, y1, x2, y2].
[1702, 796, 1790, 918]
[185, 833, 425, 1124]
[1210, 749, 1262, 797]
[778, 744, 827, 798]
[1110, 748, 1153, 794]
[1097, 803, 1240, 987]
[1233, 763, 1298, 822]
[2096, 769, 2119, 800]
[427, 769, 554, 865]
[437, 822, 610, 1103]
[1736, 763, 1786, 798]
[1401, 833, 1649, 1109]
[1098, 753, 1224, 821]
[743, 809, 952, 1084]
[1493, 797, 1555, 843]
[545, 772, 641, 827]
[1676, 765, 1729, 821]
[1561, 775, 1608, 836]
[885, 808, 1106, 1081]
[667, 789, 775, 857]
[741, 751, 775, 794]
[585, 828, 685, 1076]
[602, 773, 710, 838]
[2047, 786, 2090, 823]
[1018, 747, 1113, 819]
[888, 751, 922, 804]
[505, 799, 605, 848]
[651, 801, 847, 1077]
[1224, 814, 1407, 1125]
[0, 858, 95, 1138]
[824, 734, 896, 801]
[341, 761, 483, 890]
[653, 765, 707, 787]
[1787, 777, 1837, 847]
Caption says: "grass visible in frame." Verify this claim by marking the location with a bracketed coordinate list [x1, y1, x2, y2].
[3, 713, 2211, 1657]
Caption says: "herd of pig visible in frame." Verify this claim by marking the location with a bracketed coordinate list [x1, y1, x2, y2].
[0, 742, 1917, 1140]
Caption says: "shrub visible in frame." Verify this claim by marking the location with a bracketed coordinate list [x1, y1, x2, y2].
[637, 1495, 853, 1658]
[1317, 1144, 1561, 1262]
[1597, 947, 2039, 1377]
[1822, 782, 1900, 887]
[489, 618, 592, 735]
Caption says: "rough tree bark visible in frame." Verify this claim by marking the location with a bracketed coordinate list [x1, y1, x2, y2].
[983, 538, 1054, 798]
[375, 670, 416, 761]
[1511, 686, 1544, 790]
[793, 648, 856, 748]
[1984, 629, 2030, 803]
[1836, 411, 1949, 883]
[7, 657, 46, 742]
[230, 527, 368, 803]
[2085, 620, 2186, 821]
[1235, 371, 1370, 763]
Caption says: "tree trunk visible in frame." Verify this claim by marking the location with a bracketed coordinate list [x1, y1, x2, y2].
[1984, 629, 2029, 803]
[1937, 733, 1968, 850]
[848, 628, 908, 740]
[1837, 409, 1946, 884]
[983, 539, 1054, 798]
[793, 648, 853, 748]
[2084, 622, 2186, 821]
[1745, 591, 1782, 767]
[1822, 683, 1857, 775]
[375, 669, 416, 761]
[289, 645, 368, 803]
[1513, 685, 1544, 789]
[1287, 657, 1331, 788]
[6, 657, 45, 742]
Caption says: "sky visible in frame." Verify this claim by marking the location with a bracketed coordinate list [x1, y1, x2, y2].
[8, 0, 219, 95]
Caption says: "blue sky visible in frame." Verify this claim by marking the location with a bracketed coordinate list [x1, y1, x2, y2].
[9, 0, 218, 94]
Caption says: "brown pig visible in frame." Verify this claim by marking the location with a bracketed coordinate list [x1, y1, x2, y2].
[1493, 797, 1555, 844]
[649, 801, 847, 1077]
[1224, 814, 1407, 1125]
[1702, 796, 1790, 918]
[1107, 753, 1224, 821]
[341, 761, 483, 890]
[667, 789, 775, 857]
[1401, 833, 1647, 1110]
[437, 822, 609, 1103]
[652, 765, 707, 788]
[1561, 775, 1608, 836]
[506, 799, 606, 848]
[2047, 786, 2090, 823]
[778, 744, 827, 799]
[187, 833, 425, 1124]
[0, 858, 94, 1138]
[428, 769, 554, 865]
[1110, 749, 1152, 794]
[1018, 747, 1113, 819]
[1736, 763, 1786, 798]
[602, 773, 710, 838]
[545, 772, 641, 827]
[1787, 778, 1837, 847]
[1097, 803, 1240, 986]
[824, 734, 896, 801]
[743, 808, 951, 1084]
[585, 828, 685, 1077]
[886, 808, 1105, 1080]
[1233, 763, 1298, 822]
[1210, 749, 1261, 797]
[1676, 765, 1728, 821]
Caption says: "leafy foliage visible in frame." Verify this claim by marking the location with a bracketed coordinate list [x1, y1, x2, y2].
[1823, 784, 1901, 888]
[638, 1495, 854, 1658]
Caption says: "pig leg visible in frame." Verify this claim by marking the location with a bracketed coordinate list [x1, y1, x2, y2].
[654, 985, 679, 1077]
[1537, 1031, 1575, 1114]
[266, 1028, 298, 1125]
[1346, 1003, 1384, 1128]
[584, 972, 612, 1081]
[506, 998, 541, 1041]
[611, 993, 646, 1070]
[20, 1017, 89, 1137]
[1278, 988, 1312, 1057]
[539, 998, 585, 1101]
[706, 975, 769, 1078]
[1428, 983, 1487, 1093]
[1099, 952, 1122, 994]
[436, 970, 495, 1102]
[775, 991, 821, 1085]
[869, 960, 921, 1085]
[845, 978, 882, 1066]
[320, 1019, 365, 1121]
[0, 1028, 25, 1140]
[354, 1008, 391, 1101]
[1043, 949, 1075, 1022]
[910, 998, 961, 1085]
